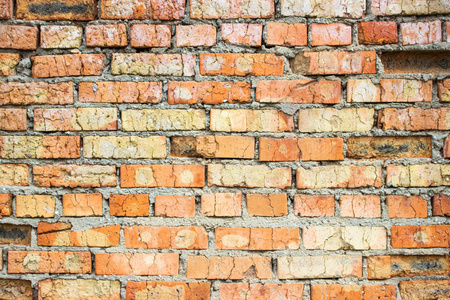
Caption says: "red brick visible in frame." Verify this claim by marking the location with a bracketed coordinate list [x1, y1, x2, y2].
[222, 23, 262, 46]
[201, 193, 241, 217]
[340, 195, 381, 218]
[190, 0, 274, 19]
[378, 108, 450, 131]
[0, 82, 73, 105]
[358, 21, 398, 44]
[401, 20, 442, 45]
[266, 22, 307, 46]
[200, 53, 283, 76]
[16, 0, 97, 20]
[0, 109, 26, 131]
[40, 25, 82, 49]
[0, 194, 12, 218]
[444, 136, 450, 158]
[311, 23, 352, 46]
[176, 25, 216, 47]
[32, 54, 105, 78]
[292, 51, 376, 75]
[155, 195, 195, 218]
[433, 194, 450, 216]
[101, 0, 146, 19]
[220, 283, 303, 300]
[38, 279, 120, 300]
[0, 136, 81, 159]
[8, 251, 91, 274]
[0, 224, 32, 245]
[0, 53, 20, 76]
[399, 280, 450, 300]
[79, 81, 162, 103]
[0, 279, 32, 300]
[259, 138, 344, 161]
[62, 193, 103, 217]
[246, 194, 287, 217]
[86, 24, 127, 47]
[0, 26, 37, 50]
[148, 0, 185, 20]
[294, 195, 335, 217]
[387, 195, 427, 218]
[95, 253, 179, 275]
[0, 164, 29, 186]
[130, 24, 171, 48]
[391, 225, 450, 248]
[0, 0, 13, 19]
[126, 281, 210, 300]
[109, 194, 149, 217]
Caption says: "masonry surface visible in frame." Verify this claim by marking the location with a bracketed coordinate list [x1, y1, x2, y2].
[0, 0, 449, 299]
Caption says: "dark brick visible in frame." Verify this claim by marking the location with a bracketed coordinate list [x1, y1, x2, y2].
[16, 0, 97, 20]
[0, 224, 32, 245]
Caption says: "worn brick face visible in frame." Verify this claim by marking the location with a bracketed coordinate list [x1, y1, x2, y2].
[220, 283, 303, 300]
[401, 20, 442, 45]
[16, 0, 98, 20]
[130, 24, 171, 48]
[372, 0, 450, 15]
[191, 0, 274, 19]
[33, 165, 116, 187]
[222, 23, 262, 46]
[0, 25, 38, 50]
[0, 279, 32, 300]
[201, 193, 241, 217]
[8, 251, 91, 273]
[39, 279, 120, 300]
[86, 24, 127, 47]
[63, 193, 102, 217]
[40, 26, 82, 49]
[95, 253, 179, 275]
[311, 23, 352, 46]
[433, 194, 450, 216]
[294, 195, 335, 217]
[126, 281, 210, 300]
[16, 195, 56, 217]
[340, 195, 381, 218]
[79, 81, 162, 103]
[0, 164, 29, 186]
[0, 53, 20, 76]
[155, 195, 195, 218]
[0, 0, 13, 19]
[266, 22, 307, 46]
[122, 109, 205, 131]
[176, 25, 216, 47]
[0, 194, 12, 217]
[109, 194, 149, 217]
[358, 21, 398, 44]
[0, 82, 73, 105]
[246, 194, 287, 217]
[399, 280, 450, 300]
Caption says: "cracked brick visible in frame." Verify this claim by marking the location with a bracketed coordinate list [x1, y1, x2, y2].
[127, 281, 210, 300]
[0, 136, 80, 159]
[387, 164, 450, 187]
[16, 195, 56, 218]
[311, 284, 396, 300]
[62, 193, 103, 217]
[109, 194, 149, 217]
[201, 193, 242, 217]
[0, 279, 32, 300]
[222, 23, 262, 46]
[39, 279, 120, 300]
[155, 195, 195, 218]
[191, 0, 274, 19]
[401, 20, 442, 45]
[95, 253, 179, 275]
[379, 107, 450, 131]
[311, 23, 352, 46]
[0, 25, 37, 50]
[438, 78, 450, 102]
[433, 194, 450, 216]
[281, 0, 365, 18]
[86, 24, 127, 47]
[294, 195, 335, 217]
[298, 108, 374, 132]
[340, 195, 381, 218]
[266, 22, 307, 46]
[358, 21, 398, 44]
[101, 0, 146, 19]
[176, 25, 216, 47]
[399, 280, 450, 300]
[130, 24, 171, 48]
[387, 195, 427, 218]
[0, 0, 13, 19]
[372, 0, 450, 15]
[0, 164, 29, 186]
[0, 109, 27, 131]
[148, 0, 185, 19]
[122, 109, 205, 131]
[0, 82, 73, 105]
[0, 53, 20, 76]
[0, 194, 12, 218]
[246, 194, 287, 217]
[79, 81, 162, 103]
[220, 283, 303, 300]
[32, 54, 105, 77]
[391, 225, 450, 248]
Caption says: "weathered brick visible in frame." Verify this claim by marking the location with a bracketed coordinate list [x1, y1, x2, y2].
[346, 136, 432, 159]
[0, 53, 20, 76]
[0, 25, 38, 50]
[200, 53, 283, 76]
[201, 193, 241, 217]
[216, 227, 299, 250]
[171, 136, 254, 158]
[16, 195, 56, 218]
[148, 0, 185, 20]
[0, 194, 12, 217]
[298, 108, 374, 132]
[111, 53, 195, 76]
[0, 279, 32, 300]
[222, 23, 262, 46]
[220, 283, 303, 300]
[121, 165, 205, 188]
[168, 81, 251, 104]
[101, 0, 146, 19]
[386, 164, 450, 187]
[210, 109, 294, 132]
[187, 256, 272, 279]
[278, 255, 362, 279]
[208, 164, 291, 188]
[439, 78, 450, 102]
[381, 51, 449, 75]
[130, 24, 171, 48]
[292, 51, 376, 75]
[401, 20, 442, 45]
[256, 79, 340, 104]
[0, 224, 31, 245]
[433, 194, 450, 216]
[266, 22, 307, 46]
[34, 108, 117, 131]
[79, 81, 162, 103]
[372, 0, 450, 15]
[95, 253, 179, 275]
[0, 82, 73, 105]
[381, 79, 432, 102]
[125, 226, 207, 249]
[126, 281, 210, 300]
[0, 109, 27, 131]
[347, 79, 380, 103]
[17, 0, 97, 20]
[0, 136, 80, 159]
[32, 54, 105, 78]
[311, 23, 352, 46]
[358, 21, 398, 44]
[367, 255, 449, 279]
[259, 138, 343, 161]
[122, 109, 205, 131]
[191, 0, 274, 19]
[311, 285, 396, 300]
[0, 0, 13, 19]
[281, 0, 365, 18]
[340, 195, 381, 218]
[38, 224, 120, 247]
[109, 194, 149, 217]
[391, 225, 450, 248]
[154, 195, 195, 218]
[86, 24, 127, 47]
[294, 195, 335, 217]
[40, 25, 82, 49]
[246, 194, 287, 217]
[63, 193, 102, 217]
[297, 165, 382, 189]
[176, 25, 216, 47]
[83, 136, 166, 159]
[0, 164, 29, 186]
[8, 251, 91, 273]
[387, 195, 427, 218]
[399, 280, 450, 300]
[33, 165, 116, 187]
[39, 279, 120, 300]
[379, 108, 450, 131]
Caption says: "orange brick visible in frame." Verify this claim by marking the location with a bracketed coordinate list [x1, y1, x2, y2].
[201, 193, 241, 217]
[168, 81, 251, 104]
[0, 136, 81, 159]
[126, 281, 210, 300]
[444, 136, 450, 158]
[0, 53, 20, 76]
[358, 21, 398, 44]
[190, 0, 274, 19]
[0, 194, 12, 217]
[79, 81, 162, 103]
[311, 23, 352, 46]
[0, 82, 73, 105]
[31, 54, 105, 78]
[8, 251, 91, 274]
[294, 195, 335, 217]
[222, 23, 262, 46]
[200, 53, 283, 76]
[0, 25, 37, 50]
[433, 194, 450, 216]
[378, 108, 450, 131]
[0, 109, 27, 131]
[37, 221, 72, 234]
[340, 195, 381, 218]
[176, 25, 216, 47]
[246, 194, 288, 217]
[154, 195, 195, 218]
[387, 195, 427, 218]
[62, 193, 103, 217]
[95, 253, 179, 275]
[130, 24, 171, 48]
[109, 194, 149, 217]
[266, 22, 307, 46]
[0, 164, 29, 186]
[0, 0, 13, 19]
[391, 225, 450, 248]
[256, 79, 341, 104]
[120, 165, 205, 188]
[220, 283, 303, 300]
[259, 138, 344, 161]
[86, 24, 127, 47]
[148, 0, 185, 20]
[16, 0, 97, 20]
[187, 256, 272, 279]
[124, 226, 207, 249]
[401, 20, 442, 45]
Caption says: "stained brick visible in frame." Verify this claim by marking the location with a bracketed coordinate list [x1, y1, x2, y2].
[154, 195, 195, 218]
[386, 164, 450, 187]
[176, 25, 216, 47]
[358, 21, 398, 44]
[439, 78, 450, 102]
[311, 23, 352, 46]
[379, 108, 450, 131]
[0, 82, 73, 105]
[16, 0, 97, 20]
[0, 109, 27, 131]
[32, 54, 105, 78]
[294, 195, 335, 217]
[79, 81, 162, 103]
[8, 251, 91, 273]
[372, 0, 450, 15]
[399, 280, 450, 300]
[109, 194, 149, 217]
[0, 53, 20, 76]
[101, 0, 146, 19]
[0, 194, 12, 217]
[401, 20, 442, 45]
[0, 223, 32, 245]
[391, 225, 450, 248]
[0, 0, 13, 19]
[95, 253, 179, 275]
[40, 25, 82, 49]
[387, 195, 427, 218]
[0, 279, 32, 300]
[201, 193, 242, 217]
[0, 136, 80, 159]
[86, 24, 127, 47]
[148, 0, 185, 20]
[298, 108, 374, 132]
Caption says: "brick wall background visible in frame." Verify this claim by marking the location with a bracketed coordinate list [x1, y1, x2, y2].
[0, 0, 449, 299]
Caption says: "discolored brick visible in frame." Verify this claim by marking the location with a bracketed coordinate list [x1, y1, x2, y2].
[294, 195, 335, 217]
[40, 25, 82, 49]
[154, 195, 195, 218]
[86, 24, 127, 47]
[109, 194, 149, 217]
[16, 0, 98, 20]
[0, 223, 32, 245]
[266, 22, 307, 46]
[201, 193, 242, 217]
[246, 194, 287, 217]
[358, 21, 398, 44]
[0, 53, 20, 76]
[62, 193, 103, 217]
[79, 81, 162, 103]
[176, 25, 216, 47]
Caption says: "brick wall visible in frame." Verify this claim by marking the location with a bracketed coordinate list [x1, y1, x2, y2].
[0, 0, 449, 299]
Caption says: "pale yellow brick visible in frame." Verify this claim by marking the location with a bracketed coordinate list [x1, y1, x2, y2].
[122, 109, 205, 131]
[298, 108, 374, 132]
[16, 195, 56, 218]
[387, 164, 450, 187]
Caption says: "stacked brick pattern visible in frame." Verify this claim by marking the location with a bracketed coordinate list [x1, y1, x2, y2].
[0, 0, 449, 299]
